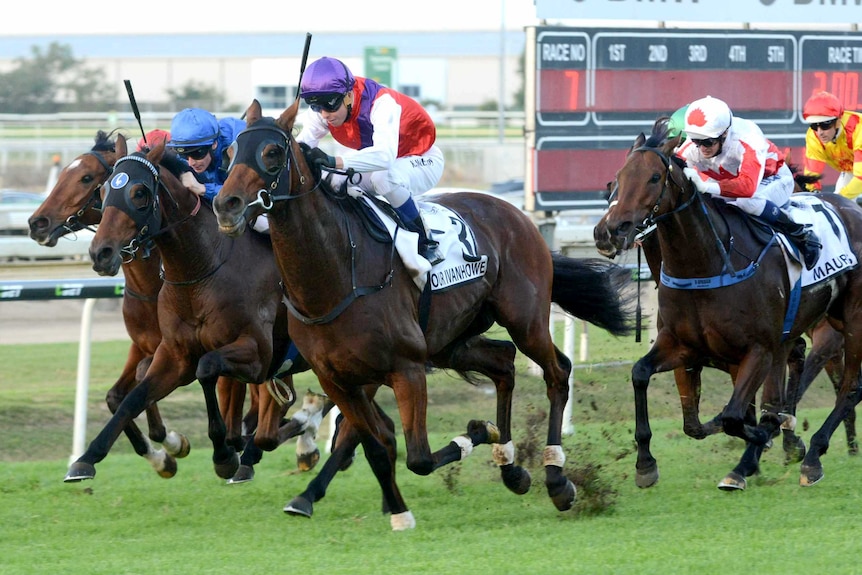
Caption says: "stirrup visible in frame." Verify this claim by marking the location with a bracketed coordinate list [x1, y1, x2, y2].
[420, 239, 444, 266]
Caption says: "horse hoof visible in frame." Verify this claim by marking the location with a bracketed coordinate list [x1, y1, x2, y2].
[717, 472, 746, 491]
[284, 496, 313, 518]
[548, 478, 576, 512]
[783, 438, 806, 465]
[635, 468, 659, 489]
[163, 432, 191, 459]
[213, 451, 240, 480]
[64, 461, 96, 482]
[500, 463, 531, 495]
[227, 465, 255, 484]
[390, 511, 416, 531]
[799, 463, 824, 486]
[467, 419, 500, 444]
[297, 449, 320, 472]
[156, 455, 178, 479]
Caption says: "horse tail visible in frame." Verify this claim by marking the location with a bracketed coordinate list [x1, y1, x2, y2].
[550, 253, 635, 336]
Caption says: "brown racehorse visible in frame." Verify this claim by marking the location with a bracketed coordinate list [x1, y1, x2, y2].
[601, 120, 862, 490]
[63, 135, 305, 483]
[28, 131, 322, 483]
[28, 132, 191, 477]
[212, 99, 635, 529]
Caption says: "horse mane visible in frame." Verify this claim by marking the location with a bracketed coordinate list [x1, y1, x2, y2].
[92, 130, 118, 152]
[645, 117, 672, 148]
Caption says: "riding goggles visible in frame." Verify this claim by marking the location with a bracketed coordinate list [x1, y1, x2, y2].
[174, 146, 211, 160]
[305, 93, 345, 113]
[809, 120, 837, 132]
[691, 136, 721, 148]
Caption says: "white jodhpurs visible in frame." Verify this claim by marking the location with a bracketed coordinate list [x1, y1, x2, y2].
[721, 163, 794, 216]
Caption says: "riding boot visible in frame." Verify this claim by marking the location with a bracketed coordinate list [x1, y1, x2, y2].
[771, 210, 822, 271]
[409, 214, 445, 266]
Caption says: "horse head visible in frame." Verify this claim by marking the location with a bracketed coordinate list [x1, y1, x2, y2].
[28, 130, 118, 246]
[214, 98, 313, 238]
[89, 134, 188, 276]
[600, 126, 688, 253]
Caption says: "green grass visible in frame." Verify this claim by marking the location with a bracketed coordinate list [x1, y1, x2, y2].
[1, 328, 859, 574]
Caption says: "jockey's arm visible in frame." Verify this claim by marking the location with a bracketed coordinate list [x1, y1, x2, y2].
[340, 94, 400, 173]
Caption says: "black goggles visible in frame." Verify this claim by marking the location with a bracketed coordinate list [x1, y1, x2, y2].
[809, 120, 836, 131]
[691, 136, 721, 148]
[306, 93, 345, 113]
[175, 146, 211, 160]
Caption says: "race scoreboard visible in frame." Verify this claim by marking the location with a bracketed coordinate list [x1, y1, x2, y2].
[526, 27, 862, 211]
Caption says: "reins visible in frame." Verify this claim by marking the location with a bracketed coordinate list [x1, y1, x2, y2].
[236, 121, 396, 325]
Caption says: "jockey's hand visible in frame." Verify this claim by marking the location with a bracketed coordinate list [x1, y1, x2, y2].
[180, 171, 207, 196]
[308, 148, 337, 169]
[683, 167, 720, 195]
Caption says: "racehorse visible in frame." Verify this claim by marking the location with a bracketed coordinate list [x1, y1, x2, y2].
[28, 131, 192, 477]
[599, 120, 862, 490]
[28, 131, 322, 483]
[212, 99, 635, 529]
[64, 135, 306, 483]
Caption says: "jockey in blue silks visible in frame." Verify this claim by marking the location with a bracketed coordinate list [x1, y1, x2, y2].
[167, 108, 246, 202]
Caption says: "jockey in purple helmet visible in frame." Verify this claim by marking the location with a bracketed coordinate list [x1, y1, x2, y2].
[167, 108, 246, 202]
[296, 56, 445, 265]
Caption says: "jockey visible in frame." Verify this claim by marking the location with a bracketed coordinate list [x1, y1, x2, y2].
[136, 129, 171, 152]
[678, 95, 821, 270]
[296, 56, 445, 265]
[802, 91, 862, 199]
[666, 105, 689, 142]
[166, 108, 246, 202]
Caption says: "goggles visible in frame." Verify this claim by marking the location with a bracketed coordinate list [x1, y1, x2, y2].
[809, 120, 837, 132]
[305, 93, 345, 113]
[175, 146, 211, 160]
[691, 136, 721, 148]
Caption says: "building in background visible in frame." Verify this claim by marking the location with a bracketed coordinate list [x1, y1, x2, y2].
[0, 31, 526, 113]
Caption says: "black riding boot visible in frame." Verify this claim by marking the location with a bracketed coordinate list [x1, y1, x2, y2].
[408, 215, 444, 266]
[771, 211, 822, 271]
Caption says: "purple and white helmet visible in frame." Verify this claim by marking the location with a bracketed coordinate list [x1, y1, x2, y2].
[300, 57, 355, 99]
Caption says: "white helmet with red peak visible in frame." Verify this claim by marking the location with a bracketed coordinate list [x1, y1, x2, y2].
[684, 96, 732, 140]
[803, 91, 843, 124]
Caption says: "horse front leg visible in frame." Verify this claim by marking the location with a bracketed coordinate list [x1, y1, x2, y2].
[675, 366, 725, 439]
[389, 365, 434, 477]
[800, 335, 862, 486]
[65, 350, 194, 482]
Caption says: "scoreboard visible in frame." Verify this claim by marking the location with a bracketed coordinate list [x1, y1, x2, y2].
[526, 27, 862, 211]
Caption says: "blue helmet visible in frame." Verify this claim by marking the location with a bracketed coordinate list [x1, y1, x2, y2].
[300, 57, 355, 99]
[167, 108, 219, 150]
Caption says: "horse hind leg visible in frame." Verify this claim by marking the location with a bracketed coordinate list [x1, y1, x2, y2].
[433, 336, 532, 495]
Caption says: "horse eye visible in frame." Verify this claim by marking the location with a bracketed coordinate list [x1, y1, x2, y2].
[82, 174, 94, 184]
[649, 173, 661, 184]
[132, 187, 150, 211]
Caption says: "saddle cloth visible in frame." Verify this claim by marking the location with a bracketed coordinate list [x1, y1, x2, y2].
[781, 195, 858, 287]
[358, 193, 489, 292]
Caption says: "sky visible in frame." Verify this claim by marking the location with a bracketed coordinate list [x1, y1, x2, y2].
[10, 0, 541, 36]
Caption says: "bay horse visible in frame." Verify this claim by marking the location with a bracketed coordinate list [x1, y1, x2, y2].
[601, 120, 862, 490]
[28, 131, 191, 477]
[29, 131, 319, 483]
[212, 99, 635, 529]
[64, 134, 308, 483]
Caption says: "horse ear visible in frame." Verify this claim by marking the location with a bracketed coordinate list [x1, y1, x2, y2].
[630, 133, 646, 154]
[246, 99, 262, 125]
[146, 138, 165, 164]
[116, 133, 128, 157]
[663, 135, 682, 156]
[277, 98, 300, 133]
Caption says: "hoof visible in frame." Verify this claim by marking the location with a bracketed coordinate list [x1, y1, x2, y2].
[297, 449, 321, 472]
[467, 419, 500, 444]
[156, 455, 178, 479]
[783, 436, 806, 465]
[635, 467, 659, 489]
[799, 463, 824, 487]
[717, 471, 746, 491]
[548, 478, 576, 512]
[213, 451, 240, 480]
[64, 461, 96, 482]
[500, 463, 531, 495]
[284, 496, 313, 518]
[163, 432, 191, 459]
[849, 441, 859, 456]
[226, 465, 255, 484]
[390, 511, 416, 531]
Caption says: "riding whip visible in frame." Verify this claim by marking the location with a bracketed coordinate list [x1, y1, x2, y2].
[123, 80, 147, 146]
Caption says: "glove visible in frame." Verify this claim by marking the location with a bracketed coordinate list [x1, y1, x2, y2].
[180, 171, 206, 197]
[307, 148, 336, 169]
[683, 167, 720, 195]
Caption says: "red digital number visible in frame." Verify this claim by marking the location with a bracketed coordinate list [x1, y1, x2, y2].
[810, 71, 860, 111]
[564, 70, 580, 111]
